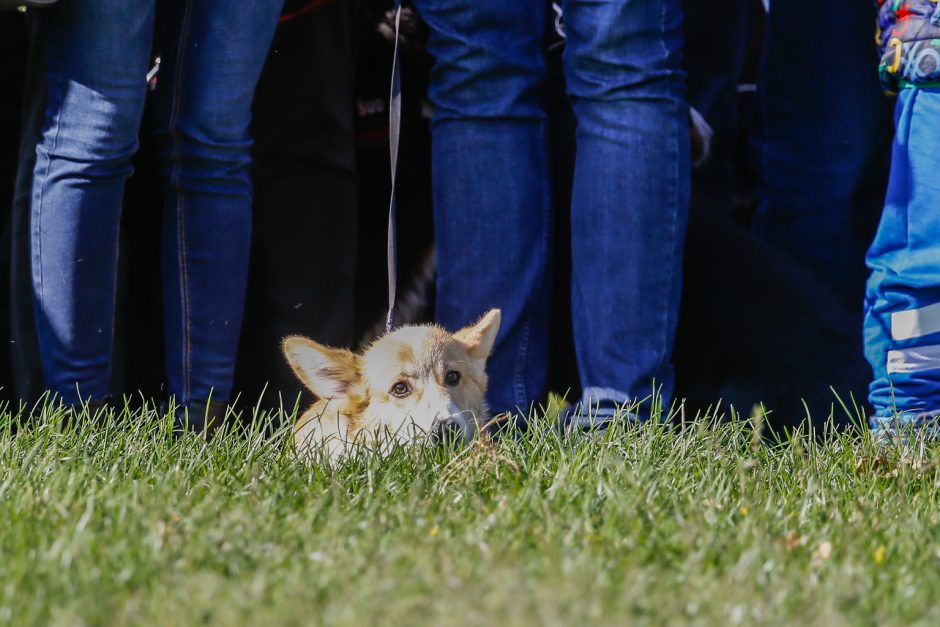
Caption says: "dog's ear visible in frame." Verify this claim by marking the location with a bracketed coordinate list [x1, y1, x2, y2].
[282, 336, 361, 400]
[454, 308, 501, 361]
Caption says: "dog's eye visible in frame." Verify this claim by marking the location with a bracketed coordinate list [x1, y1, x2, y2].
[444, 370, 461, 386]
[390, 381, 411, 398]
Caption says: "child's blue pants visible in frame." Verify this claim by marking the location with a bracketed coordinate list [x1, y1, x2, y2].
[865, 87, 940, 431]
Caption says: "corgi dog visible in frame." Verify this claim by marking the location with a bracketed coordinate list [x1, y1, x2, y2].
[283, 309, 501, 460]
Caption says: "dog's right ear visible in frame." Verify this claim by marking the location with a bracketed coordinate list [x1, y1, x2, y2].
[454, 308, 501, 362]
[282, 336, 361, 400]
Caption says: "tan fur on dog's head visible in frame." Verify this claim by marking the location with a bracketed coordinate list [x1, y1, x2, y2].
[283, 309, 501, 460]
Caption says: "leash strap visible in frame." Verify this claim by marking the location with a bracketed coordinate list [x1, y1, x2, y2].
[385, 0, 402, 334]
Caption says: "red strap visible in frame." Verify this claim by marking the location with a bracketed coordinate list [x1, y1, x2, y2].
[279, 0, 335, 24]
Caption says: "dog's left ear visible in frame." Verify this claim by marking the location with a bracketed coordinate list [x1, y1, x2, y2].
[455, 308, 501, 362]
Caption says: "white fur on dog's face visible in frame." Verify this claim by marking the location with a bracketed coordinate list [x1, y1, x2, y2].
[283, 309, 500, 458]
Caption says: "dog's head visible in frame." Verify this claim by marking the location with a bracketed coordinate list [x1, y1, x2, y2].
[283, 309, 501, 454]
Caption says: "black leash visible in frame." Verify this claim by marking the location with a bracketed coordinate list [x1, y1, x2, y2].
[384, 0, 403, 334]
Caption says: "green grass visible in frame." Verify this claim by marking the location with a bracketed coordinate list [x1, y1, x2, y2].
[0, 399, 938, 626]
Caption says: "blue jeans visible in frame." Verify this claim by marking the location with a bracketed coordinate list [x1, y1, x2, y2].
[865, 88, 940, 432]
[413, 0, 690, 416]
[31, 0, 282, 406]
[755, 0, 890, 309]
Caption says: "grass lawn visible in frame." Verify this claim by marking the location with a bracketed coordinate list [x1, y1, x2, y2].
[0, 399, 938, 626]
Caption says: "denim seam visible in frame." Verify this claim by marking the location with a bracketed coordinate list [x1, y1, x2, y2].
[33, 29, 66, 394]
[169, 0, 196, 404]
[571, 234, 589, 394]
[511, 0, 549, 413]
[655, 0, 680, 410]
[513, 317, 530, 411]
[517, 123, 552, 411]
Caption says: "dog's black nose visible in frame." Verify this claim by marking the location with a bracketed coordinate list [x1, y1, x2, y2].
[431, 417, 462, 443]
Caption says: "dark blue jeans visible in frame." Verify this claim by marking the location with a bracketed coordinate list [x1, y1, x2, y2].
[413, 0, 690, 416]
[30, 0, 282, 406]
[755, 1, 890, 309]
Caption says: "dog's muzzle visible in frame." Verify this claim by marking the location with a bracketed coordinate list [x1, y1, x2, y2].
[430, 416, 464, 444]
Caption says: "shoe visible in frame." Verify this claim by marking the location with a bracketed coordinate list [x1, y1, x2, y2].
[172, 399, 229, 441]
[558, 398, 638, 434]
[61, 398, 111, 430]
[870, 411, 940, 446]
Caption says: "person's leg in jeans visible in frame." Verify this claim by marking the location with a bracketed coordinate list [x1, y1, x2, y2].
[150, 0, 282, 423]
[30, 1, 156, 406]
[412, 0, 552, 416]
[865, 88, 940, 435]
[563, 0, 690, 423]
[755, 0, 890, 309]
